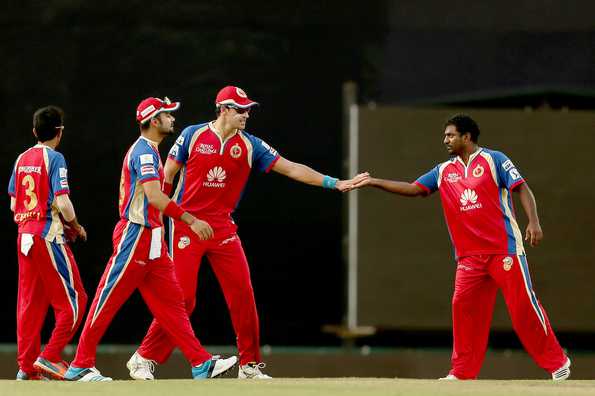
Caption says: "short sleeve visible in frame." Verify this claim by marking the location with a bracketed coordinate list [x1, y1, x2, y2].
[50, 153, 70, 196]
[8, 160, 17, 197]
[167, 126, 195, 164]
[246, 134, 280, 173]
[491, 151, 525, 190]
[132, 150, 161, 184]
[414, 166, 440, 194]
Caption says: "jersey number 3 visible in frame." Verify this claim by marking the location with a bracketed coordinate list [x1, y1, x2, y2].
[21, 175, 38, 210]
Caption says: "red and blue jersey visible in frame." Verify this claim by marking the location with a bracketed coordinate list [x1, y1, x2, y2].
[119, 137, 164, 228]
[168, 122, 280, 236]
[8, 144, 70, 243]
[415, 148, 526, 259]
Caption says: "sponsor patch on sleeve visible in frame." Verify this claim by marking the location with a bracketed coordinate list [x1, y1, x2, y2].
[509, 169, 521, 180]
[169, 144, 179, 157]
[140, 154, 154, 165]
[59, 167, 68, 178]
[261, 141, 278, 156]
[502, 160, 514, 171]
[141, 165, 156, 176]
[176, 135, 185, 145]
[60, 179, 69, 188]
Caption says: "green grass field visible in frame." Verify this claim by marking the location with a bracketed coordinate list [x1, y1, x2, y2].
[2, 378, 595, 396]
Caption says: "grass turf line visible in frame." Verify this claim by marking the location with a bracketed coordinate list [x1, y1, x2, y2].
[2, 378, 595, 396]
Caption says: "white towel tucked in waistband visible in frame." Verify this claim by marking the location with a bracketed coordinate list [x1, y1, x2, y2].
[149, 227, 162, 260]
[20, 233, 34, 256]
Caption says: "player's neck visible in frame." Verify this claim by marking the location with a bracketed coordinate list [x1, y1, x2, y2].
[140, 130, 164, 146]
[37, 140, 58, 150]
[458, 145, 479, 165]
[212, 118, 237, 140]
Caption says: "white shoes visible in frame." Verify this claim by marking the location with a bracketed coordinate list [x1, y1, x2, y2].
[238, 362, 272, 379]
[552, 357, 571, 381]
[438, 374, 459, 380]
[127, 351, 156, 380]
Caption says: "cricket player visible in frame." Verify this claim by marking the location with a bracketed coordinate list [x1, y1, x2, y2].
[63, 97, 237, 381]
[351, 114, 570, 380]
[127, 86, 367, 380]
[8, 106, 88, 380]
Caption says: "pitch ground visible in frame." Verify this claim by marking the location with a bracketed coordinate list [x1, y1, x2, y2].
[2, 378, 595, 396]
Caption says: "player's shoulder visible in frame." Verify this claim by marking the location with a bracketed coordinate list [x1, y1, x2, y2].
[480, 147, 510, 163]
[238, 129, 257, 144]
[437, 157, 456, 170]
[181, 122, 210, 137]
[129, 138, 157, 160]
[44, 148, 67, 167]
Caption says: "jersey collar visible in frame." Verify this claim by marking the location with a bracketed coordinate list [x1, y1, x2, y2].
[455, 147, 483, 167]
[34, 143, 54, 151]
[139, 136, 159, 149]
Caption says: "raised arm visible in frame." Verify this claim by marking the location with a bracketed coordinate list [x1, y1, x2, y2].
[271, 156, 367, 191]
[516, 182, 543, 247]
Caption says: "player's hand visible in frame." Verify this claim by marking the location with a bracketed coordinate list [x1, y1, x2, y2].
[63, 221, 86, 243]
[63, 223, 78, 243]
[348, 172, 372, 189]
[77, 225, 88, 242]
[189, 218, 214, 240]
[525, 221, 543, 247]
[336, 172, 370, 192]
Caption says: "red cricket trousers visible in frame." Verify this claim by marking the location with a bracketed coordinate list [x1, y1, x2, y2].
[450, 254, 567, 379]
[71, 220, 211, 368]
[16, 234, 87, 375]
[138, 219, 261, 365]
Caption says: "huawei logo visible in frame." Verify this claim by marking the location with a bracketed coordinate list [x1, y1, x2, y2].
[460, 189, 478, 206]
[207, 167, 226, 182]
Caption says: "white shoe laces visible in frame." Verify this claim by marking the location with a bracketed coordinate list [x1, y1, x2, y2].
[133, 357, 155, 373]
[243, 362, 269, 378]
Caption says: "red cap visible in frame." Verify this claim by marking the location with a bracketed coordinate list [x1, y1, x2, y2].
[215, 86, 258, 109]
[136, 97, 180, 123]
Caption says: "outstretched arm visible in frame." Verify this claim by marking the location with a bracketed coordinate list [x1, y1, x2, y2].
[271, 156, 367, 192]
[352, 176, 426, 197]
[516, 183, 543, 247]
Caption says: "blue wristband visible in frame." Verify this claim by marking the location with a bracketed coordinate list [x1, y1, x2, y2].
[322, 175, 338, 189]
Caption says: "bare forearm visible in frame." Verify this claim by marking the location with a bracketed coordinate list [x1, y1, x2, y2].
[144, 182, 195, 226]
[147, 191, 172, 212]
[56, 195, 77, 222]
[164, 159, 181, 184]
[283, 162, 325, 186]
[367, 178, 424, 197]
[518, 184, 540, 224]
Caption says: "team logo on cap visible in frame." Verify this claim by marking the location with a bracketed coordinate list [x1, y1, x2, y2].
[178, 236, 191, 250]
[473, 164, 484, 178]
[236, 88, 247, 98]
[503, 256, 513, 271]
[230, 143, 242, 159]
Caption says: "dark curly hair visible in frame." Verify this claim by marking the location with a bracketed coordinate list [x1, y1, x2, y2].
[445, 114, 480, 143]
